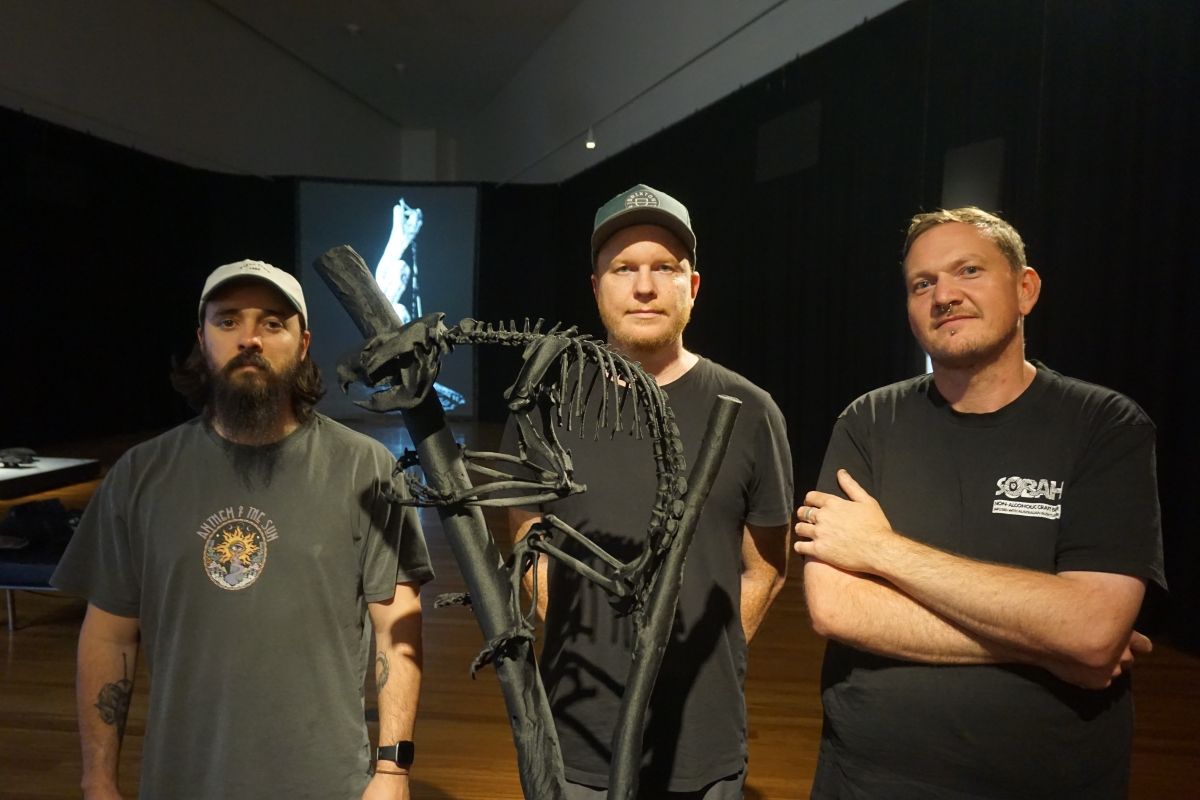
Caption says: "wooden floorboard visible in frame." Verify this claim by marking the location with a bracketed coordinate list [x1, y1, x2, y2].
[2, 423, 1198, 799]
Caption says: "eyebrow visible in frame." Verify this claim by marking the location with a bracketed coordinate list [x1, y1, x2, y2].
[207, 306, 293, 319]
[906, 253, 989, 275]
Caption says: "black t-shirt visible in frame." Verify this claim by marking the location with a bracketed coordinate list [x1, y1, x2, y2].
[506, 357, 793, 792]
[812, 363, 1165, 799]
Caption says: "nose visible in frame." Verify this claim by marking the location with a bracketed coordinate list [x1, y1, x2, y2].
[238, 329, 263, 351]
[632, 265, 657, 299]
[930, 276, 961, 313]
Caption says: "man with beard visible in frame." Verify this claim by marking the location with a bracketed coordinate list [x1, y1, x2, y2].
[795, 208, 1165, 799]
[507, 185, 793, 798]
[53, 260, 433, 800]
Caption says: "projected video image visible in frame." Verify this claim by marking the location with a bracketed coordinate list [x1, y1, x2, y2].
[377, 199, 423, 325]
[298, 182, 478, 420]
[373, 197, 465, 412]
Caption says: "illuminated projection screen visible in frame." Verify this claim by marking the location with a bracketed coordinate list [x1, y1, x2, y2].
[297, 181, 479, 420]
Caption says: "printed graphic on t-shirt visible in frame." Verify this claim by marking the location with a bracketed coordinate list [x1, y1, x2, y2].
[992, 475, 1064, 520]
[195, 506, 280, 590]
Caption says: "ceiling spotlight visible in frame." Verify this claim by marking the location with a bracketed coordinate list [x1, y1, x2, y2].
[344, 22, 361, 35]
[586, 127, 596, 150]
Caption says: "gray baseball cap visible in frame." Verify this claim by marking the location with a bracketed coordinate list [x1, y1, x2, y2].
[198, 259, 307, 327]
[590, 184, 697, 267]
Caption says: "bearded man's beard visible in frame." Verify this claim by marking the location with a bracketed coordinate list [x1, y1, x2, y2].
[205, 349, 305, 488]
[209, 350, 302, 441]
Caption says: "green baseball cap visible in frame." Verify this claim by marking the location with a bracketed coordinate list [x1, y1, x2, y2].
[590, 184, 697, 267]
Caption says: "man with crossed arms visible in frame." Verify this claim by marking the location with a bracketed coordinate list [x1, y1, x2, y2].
[795, 208, 1165, 799]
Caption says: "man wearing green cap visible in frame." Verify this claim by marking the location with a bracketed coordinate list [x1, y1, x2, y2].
[509, 185, 794, 798]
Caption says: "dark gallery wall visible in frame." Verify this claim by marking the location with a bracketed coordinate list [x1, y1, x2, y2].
[2, 0, 1196, 641]
[529, 0, 1200, 487]
[476, 0, 1200, 644]
[0, 107, 294, 445]
[474, 183, 568, 418]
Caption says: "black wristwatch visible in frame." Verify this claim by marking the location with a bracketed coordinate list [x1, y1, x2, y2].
[376, 741, 415, 768]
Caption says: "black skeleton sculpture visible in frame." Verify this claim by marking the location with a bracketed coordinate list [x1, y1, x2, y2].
[314, 246, 740, 800]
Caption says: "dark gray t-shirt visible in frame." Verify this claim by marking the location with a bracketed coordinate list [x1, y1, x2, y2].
[53, 414, 434, 800]
[508, 357, 793, 793]
[812, 364, 1165, 800]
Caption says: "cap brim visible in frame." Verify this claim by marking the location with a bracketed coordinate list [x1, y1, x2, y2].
[198, 276, 306, 325]
[591, 209, 697, 264]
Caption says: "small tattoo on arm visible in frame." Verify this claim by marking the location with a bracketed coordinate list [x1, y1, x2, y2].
[376, 652, 390, 689]
[95, 652, 133, 740]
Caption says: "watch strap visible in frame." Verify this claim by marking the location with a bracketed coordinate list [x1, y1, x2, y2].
[376, 741, 415, 768]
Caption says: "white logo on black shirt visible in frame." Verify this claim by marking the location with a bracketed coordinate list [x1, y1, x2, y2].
[992, 476, 1064, 519]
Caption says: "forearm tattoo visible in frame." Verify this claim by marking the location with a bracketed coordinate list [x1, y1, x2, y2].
[95, 652, 133, 740]
[375, 652, 390, 689]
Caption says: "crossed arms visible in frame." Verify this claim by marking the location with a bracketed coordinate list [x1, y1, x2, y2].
[795, 469, 1148, 689]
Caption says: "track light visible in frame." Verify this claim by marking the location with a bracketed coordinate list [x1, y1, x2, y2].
[585, 127, 596, 150]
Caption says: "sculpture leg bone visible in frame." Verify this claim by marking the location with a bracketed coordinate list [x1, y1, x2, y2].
[314, 246, 568, 800]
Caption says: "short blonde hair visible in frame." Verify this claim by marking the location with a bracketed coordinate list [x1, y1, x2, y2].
[904, 207, 1026, 272]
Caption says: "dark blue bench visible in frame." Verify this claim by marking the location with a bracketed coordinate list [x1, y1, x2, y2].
[0, 546, 66, 632]
[0, 500, 77, 632]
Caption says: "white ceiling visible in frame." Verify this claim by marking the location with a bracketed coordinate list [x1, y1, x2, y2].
[206, 0, 584, 131]
[0, 0, 908, 182]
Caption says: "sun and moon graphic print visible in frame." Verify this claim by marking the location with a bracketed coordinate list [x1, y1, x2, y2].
[196, 505, 279, 590]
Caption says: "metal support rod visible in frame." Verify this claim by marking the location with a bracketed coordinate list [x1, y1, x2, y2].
[608, 394, 743, 800]
[402, 393, 567, 799]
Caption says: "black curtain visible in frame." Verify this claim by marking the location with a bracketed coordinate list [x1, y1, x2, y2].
[1029, 0, 1200, 644]
[3, 0, 1196, 642]
[512, 0, 1199, 642]
[0, 107, 293, 445]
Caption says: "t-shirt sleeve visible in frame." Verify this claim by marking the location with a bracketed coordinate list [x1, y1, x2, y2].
[361, 448, 434, 602]
[744, 398, 795, 527]
[1057, 418, 1166, 589]
[50, 457, 141, 617]
[816, 400, 876, 498]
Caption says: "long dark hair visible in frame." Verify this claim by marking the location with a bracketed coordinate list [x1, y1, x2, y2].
[170, 343, 325, 423]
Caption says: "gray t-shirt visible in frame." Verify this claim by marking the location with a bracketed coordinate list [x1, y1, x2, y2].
[53, 414, 434, 800]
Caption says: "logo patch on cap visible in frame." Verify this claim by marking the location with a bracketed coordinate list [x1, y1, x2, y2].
[624, 189, 660, 209]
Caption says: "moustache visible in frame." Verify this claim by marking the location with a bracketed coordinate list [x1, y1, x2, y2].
[222, 351, 272, 375]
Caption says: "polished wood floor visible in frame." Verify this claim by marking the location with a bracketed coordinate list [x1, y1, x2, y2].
[2, 423, 1198, 799]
